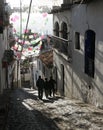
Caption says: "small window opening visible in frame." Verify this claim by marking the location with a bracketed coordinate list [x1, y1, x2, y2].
[75, 32, 80, 50]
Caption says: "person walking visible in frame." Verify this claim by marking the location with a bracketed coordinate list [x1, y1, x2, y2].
[48, 76, 56, 97]
[44, 78, 49, 98]
[36, 76, 44, 99]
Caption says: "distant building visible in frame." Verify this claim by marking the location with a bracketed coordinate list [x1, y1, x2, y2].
[0, 0, 17, 93]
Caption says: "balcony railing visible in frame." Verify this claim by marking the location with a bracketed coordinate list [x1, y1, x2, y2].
[63, 0, 73, 4]
[72, 0, 92, 4]
[51, 35, 69, 56]
[61, 3, 72, 10]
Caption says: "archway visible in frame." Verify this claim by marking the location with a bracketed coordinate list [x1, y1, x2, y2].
[61, 22, 68, 39]
[54, 22, 59, 37]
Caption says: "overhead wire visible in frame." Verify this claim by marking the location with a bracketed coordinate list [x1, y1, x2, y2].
[21, 0, 33, 53]
[16, 0, 33, 87]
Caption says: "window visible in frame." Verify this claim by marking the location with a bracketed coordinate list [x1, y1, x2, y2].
[75, 32, 80, 50]
[54, 22, 59, 37]
[61, 22, 68, 40]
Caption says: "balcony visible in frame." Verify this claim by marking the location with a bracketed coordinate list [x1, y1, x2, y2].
[63, 0, 72, 3]
[51, 35, 69, 56]
[61, 3, 72, 10]
[72, 0, 93, 4]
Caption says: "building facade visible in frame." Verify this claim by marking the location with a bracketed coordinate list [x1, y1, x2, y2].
[0, 0, 16, 93]
[51, 0, 103, 108]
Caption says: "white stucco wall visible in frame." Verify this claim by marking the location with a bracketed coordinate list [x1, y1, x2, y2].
[53, 0, 103, 108]
[71, 1, 103, 107]
[53, 50, 73, 97]
[0, 29, 8, 93]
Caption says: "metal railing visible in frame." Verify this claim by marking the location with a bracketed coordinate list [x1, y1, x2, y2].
[51, 35, 69, 56]
[62, 0, 90, 4]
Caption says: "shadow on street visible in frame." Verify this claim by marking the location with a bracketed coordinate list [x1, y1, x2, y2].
[6, 88, 62, 130]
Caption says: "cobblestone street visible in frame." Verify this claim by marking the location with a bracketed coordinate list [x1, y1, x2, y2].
[6, 88, 103, 130]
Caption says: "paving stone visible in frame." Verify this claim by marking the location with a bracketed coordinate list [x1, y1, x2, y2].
[6, 88, 103, 130]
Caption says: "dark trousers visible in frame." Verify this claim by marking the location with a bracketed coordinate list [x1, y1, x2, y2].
[38, 88, 43, 99]
[45, 89, 48, 98]
[49, 87, 55, 97]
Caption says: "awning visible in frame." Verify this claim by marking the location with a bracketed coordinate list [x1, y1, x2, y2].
[39, 50, 53, 68]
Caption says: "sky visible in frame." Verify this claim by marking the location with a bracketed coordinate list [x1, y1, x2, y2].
[6, 0, 53, 8]
[6, 0, 63, 35]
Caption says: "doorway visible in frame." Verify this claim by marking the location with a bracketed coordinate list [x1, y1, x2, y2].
[84, 29, 95, 78]
[61, 64, 64, 96]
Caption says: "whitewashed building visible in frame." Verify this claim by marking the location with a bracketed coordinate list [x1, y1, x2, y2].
[51, 0, 103, 108]
[0, 0, 16, 93]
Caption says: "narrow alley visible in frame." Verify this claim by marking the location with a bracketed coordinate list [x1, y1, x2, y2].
[1, 0, 103, 130]
[5, 88, 103, 130]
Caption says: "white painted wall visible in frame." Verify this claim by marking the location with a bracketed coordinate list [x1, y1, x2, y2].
[0, 29, 9, 93]
[53, 0, 103, 108]
[71, 0, 103, 108]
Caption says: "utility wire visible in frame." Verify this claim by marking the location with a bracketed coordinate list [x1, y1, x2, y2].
[16, 0, 32, 87]
[20, 0, 22, 37]
[21, 0, 33, 53]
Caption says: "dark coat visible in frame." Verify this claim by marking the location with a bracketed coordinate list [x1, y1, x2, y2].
[44, 80, 49, 90]
[49, 78, 56, 89]
[36, 78, 44, 89]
